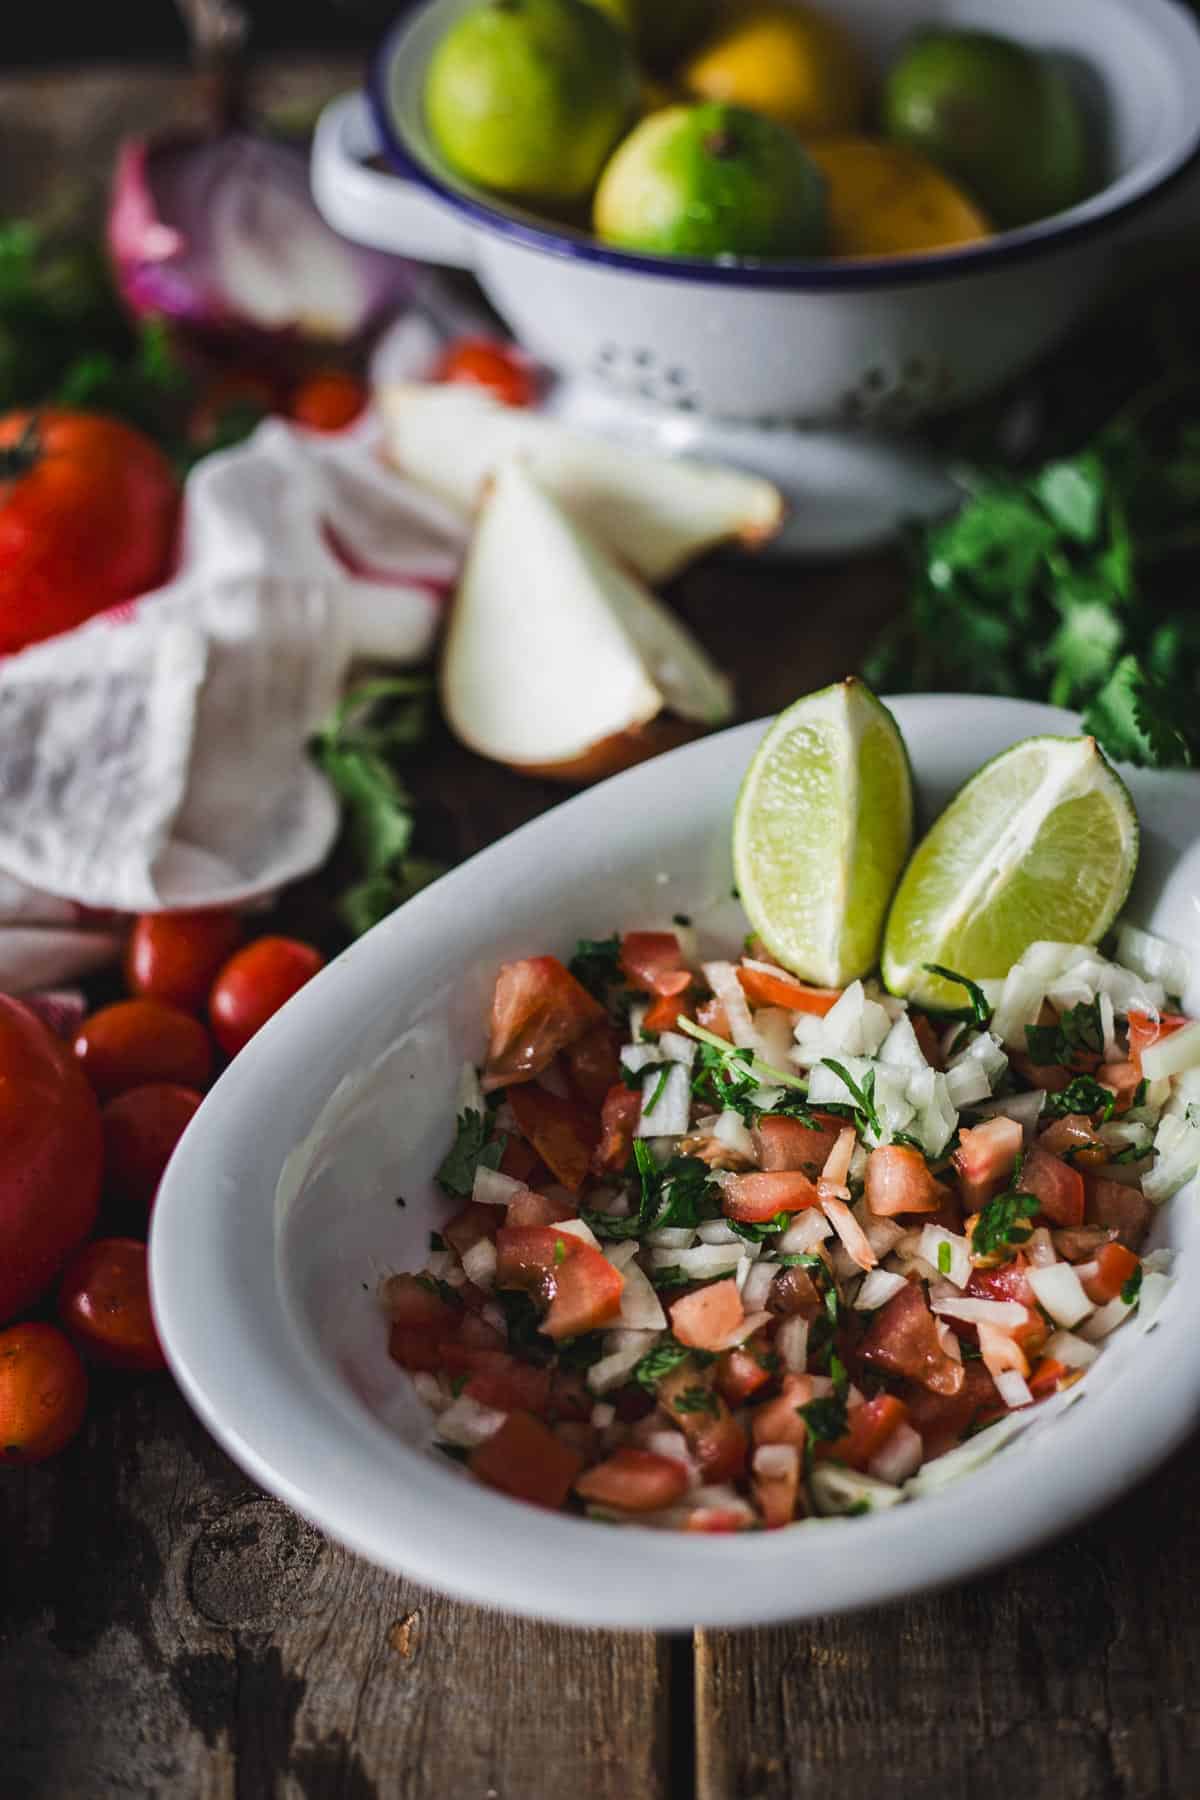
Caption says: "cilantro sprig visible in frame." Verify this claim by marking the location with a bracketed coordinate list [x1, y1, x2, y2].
[435, 1108, 505, 1200]
[1121, 1263, 1144, 1306]
[923, 964, 994, 1028]
[819, 1059, 881, 1140]
[1041, 1075, 1117, 1121]
[568, 935, 623, 1004]
[971, 1160, 1036, 1261]
[1025, 998, 1105, 1067]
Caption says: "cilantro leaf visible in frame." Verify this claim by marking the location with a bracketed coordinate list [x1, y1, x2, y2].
[971, 1188, 1034, 1261]
[435, 1108, 505, 1200]
[1121, 1263, 1144, 1306]
[691, 1039, 762, 1123]
[1041, 1075, 1117, 1121]
[1025, 998, 1105, 1067]
[1082, 655, 1195, 770]
[820, 1059, 881, 1139]
[633, 1338, 693, 1390]
[922, 964, 993, 1027]
[671, 1385, 719, 1417]
[797, 1394, 849, 1442]
[641, 1064, 672, 1119]
[568, 935, 623, 1003]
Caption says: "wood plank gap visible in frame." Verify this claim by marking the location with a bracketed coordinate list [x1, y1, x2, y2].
[670, 1632, 698, 1800]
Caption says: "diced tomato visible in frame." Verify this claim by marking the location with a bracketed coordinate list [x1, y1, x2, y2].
[443, 1201, 501, 1258]
[563, 1025, 621, 1108]
[696, 997, 731, 1038]
[465, 1358, 552, 1416]
[865, 1145, 942, 1217]
[507, 1084, 600, 1191]
[1028, 1357, 1070, 1401]
[722, 1170, 820, 1223]
[753, 1448, 802, 1528]
[469, 1411, 584, 1509]
[545, 1245, 624, 1340]
[715, 1333, 774, 1406]
[483, 956, 605, 1092]
[753, 1113, 842, 1174]
[642, 989, 696, 1033]
[1084, 1176, 1151, 1249]
[859, 1281, 965, 1396]
[750, 1373, 812, 1449]
[767, 1264, 822, 1318]
[619, 932, 692, 998]
[670, 1277, 744, 1351]
[1081, 1241, 1139, 1305]
[1010, 1053, 1074, 1094]
[458, 1312, 506, 1351]
[436, 1340, 510, 1375]
[966, 1259, 1046, 1357]
[590, 1083, 641, 1177]
[901, 1361, 1000, 1457]
[736, 963, 841, 1014]
[1037, 1114, 1105, 1161]
[659, 1363, 748, 1480]
[381, 1272, 459, 1333]
[503, 1189, 576, 1229]
[574, 1447, 690, 1513]
[1127, 1008, 1189, 1079]
[1052, 1225, 1115, 1263]
[817, 1393, 909, 1472]
[1098, 1061, 1142, 1112]
[388, 1326, 447, 1373]
[953, 1115, 1023, 1208]
[1019, 1146, 1084, 1227]
[495, 1224, 567, 1290]
[498, 1136, 544, 1184]
[548, 1368, 593, 1423]
[910, 1013, 944, 1069]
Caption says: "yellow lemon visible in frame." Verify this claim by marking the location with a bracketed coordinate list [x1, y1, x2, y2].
[806, 136, 992, 258]
[681, 3, 866, 136]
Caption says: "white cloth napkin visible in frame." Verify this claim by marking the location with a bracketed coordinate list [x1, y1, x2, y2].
[0, 399, 467, 992]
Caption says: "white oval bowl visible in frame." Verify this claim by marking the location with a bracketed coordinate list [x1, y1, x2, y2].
[150, 696, 1200, 1630]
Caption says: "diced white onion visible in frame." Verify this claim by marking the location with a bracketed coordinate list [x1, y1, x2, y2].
[461, 1237, 497, 1289]
[809, 1464, 904, 1515]
[456, 1062, 485, 1117]
[412, 1371, 448, 1412]
[853, 1197, 906, 1261]
[904, 1413, 1029, 1495]
[621, 1043, 663, 1074]
[1078, 1294, 1137, 1341]
[1099, 991, 1118, 1064]
[712, 1109, 756, 1160]
[436, 1395, 507, 1447]
[590, 1402, 616, 1430]
[604, 1240, 641, 1271]
[878, 1013, 929, 1074]
[749, 1085, 784, 1111]
[777, 1211, 833, 1253]
[1115, 922, 1191, 999]
[916, 1225, 972, 1290]
[821, 1195, 877, 1271]
[481, 1301, 507, 1335]
[867, 1421, 924, 1485]
[472, 1165, 525, 1207]
[1026, 1261, 1094, 1328]
[1139, 1270, 1175, 1327]
[994, 1370, 1034, 1409]
[644, 1226, 697, 1249]
[822, 1126, 858, 1186]
[647, 1244, 743, 1280]
[754, 1443, 800, 1482]
[587, 1334, 660, 1394]
[932, 1296, 1028, 1328]
[1043, 1328, 1099, 1369]
[703, 960, 760, 1050]
[1024, 1226, 1057, 1267]
[616, 1258, 667, 1331]
[945, 1060, 993, 1108]
[696, 1220, 742, 1245]
[853, 1268, 909, 1311]
[776, 1315, 809, 1373]
[1142, 1019, 1200, 1083]
[658, 1030, 698, 1068]
[643, 1430, 696, 1475]
[1143, 1109, 1200, 1202]
[741, 1260, 779, 1311]
[554, 1216, 602, 1250]
[637, 1063, 692, 1138]
[711, 1309, 773, 1352]
[908, 1068, 958, 1157]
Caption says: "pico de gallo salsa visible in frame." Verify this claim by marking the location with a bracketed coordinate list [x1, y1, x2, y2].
[381, 921, 1189, 1528]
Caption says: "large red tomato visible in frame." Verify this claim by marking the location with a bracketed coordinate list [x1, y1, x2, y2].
[0, 996, 103, 1323]
[0, 410, 179, 653]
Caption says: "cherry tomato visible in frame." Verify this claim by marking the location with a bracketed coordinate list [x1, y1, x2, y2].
[0, 996, 102, 1324]
[434, 337, 536, 407]
[58, 1238, 166, 1371]
[0, 410, 179, 653]
[102, 1083, 203, 1213]
[208, 936, 325, 1057]
[287, 369, 368, 432]
[125, 909, 242, 1012]
[74, 999, 213, 1100]
[0, 1322, 88, 1463]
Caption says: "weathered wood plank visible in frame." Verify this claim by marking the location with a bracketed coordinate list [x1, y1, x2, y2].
[695, 1433, 1200, 1800]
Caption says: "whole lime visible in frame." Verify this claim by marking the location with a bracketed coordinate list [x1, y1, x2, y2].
[584, 0, 718, 73]
[593, 103, 827, 259]
[423, 0, 639, 207]
[882, 29, 1090, 229]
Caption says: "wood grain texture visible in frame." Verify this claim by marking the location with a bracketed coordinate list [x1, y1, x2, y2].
[695, 1434, 1200, 1800]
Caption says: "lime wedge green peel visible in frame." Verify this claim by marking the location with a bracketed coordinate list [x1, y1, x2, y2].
[882, 735, 1138, 1010]
[732, 678, 914, 988]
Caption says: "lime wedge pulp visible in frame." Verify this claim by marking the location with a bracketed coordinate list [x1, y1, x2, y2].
[732, 678, 914, 988]
[882, 734, 1138, 1010]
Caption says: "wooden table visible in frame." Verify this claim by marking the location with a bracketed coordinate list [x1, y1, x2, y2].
[2, 60, 1199, 1800]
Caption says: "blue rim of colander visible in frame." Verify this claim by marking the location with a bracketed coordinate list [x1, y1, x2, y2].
[366, 9, 1200, 292]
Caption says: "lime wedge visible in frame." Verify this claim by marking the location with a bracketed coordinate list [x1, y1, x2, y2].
[882, 735, 1138, 1009]
[732, 679, 914, 987]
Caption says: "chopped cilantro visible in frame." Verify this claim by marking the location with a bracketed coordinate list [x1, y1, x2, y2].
[923, 964, 993, 1027]
[633, 1339, 694, 1390]
[775, 1252, 824, 1270]
[820, 1059, 882, 1140]
[1121, 1263, 1144, 1306]
[620, 1062, 644, 1090]
[450, 1374, 468, 1398]
[1041, 1075, 1117, 1121]
[435, 1108, 506, 1200]
[582, 1145, 717, 1241]
[1131, 1078, 1149, 1109]
[641, 1064, 672, 1119]
[493, 1290, 554, 1363]
[568, 934, 623, 1002]
[649, 1262, 735, 1290]
[672, 1385, 719, 1416]
[828, 1351, 849, 1395]
[937, 1240, 953, 1276]
[845, 1499, 872, 1517]
[824, 1285, 839, 1325]
[797, 1394, 849, 1442]
[728, 1211, 794, 1243]
[557, 1331, 607, 1372]
[691, 1039, 761, 1123]
[1025, 998, 1104, 1067]
[971, 1183, 1034, 1261]
[428, 1231, 445, 1252]
[416, 1273, 458, 1306]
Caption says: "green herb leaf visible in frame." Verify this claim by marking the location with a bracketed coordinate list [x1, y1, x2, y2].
[1041, 1075, 1117, 1121]
[435, 1109, 505, 1200]
[641, 1064, 672, 1119]
[633, 1338, 694, 1390]
[971, 1190, 1034, 1261]
[820, 1059, 881, 1140]
[672, 1385, 719, 1417]
[922, 964, 993, 1027]
[798, 1394, 849, 1442]
[568, 935, 623, 1003]
[1025, 998, 1105, 1067]
[1121, 1263, 1144, 1306]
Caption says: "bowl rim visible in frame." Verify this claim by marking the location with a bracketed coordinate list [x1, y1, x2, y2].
[366, 0, 1200, 292]
[150, 695, 1200, 1630]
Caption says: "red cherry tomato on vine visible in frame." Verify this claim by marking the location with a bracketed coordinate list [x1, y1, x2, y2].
[0, 996, 102, 1324]
[434, 337, 535, 407]
[208, 936, 325, 1057]
[0, 1322, 88, 1462]
[287, 369, 368, 432]
[125, 909, 242, 1012]
[102, 1083, 203, 1213]
[74, 999, 213, 1100]
[0, 409, 179, 653]
[58, 1238, 166, 1371]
